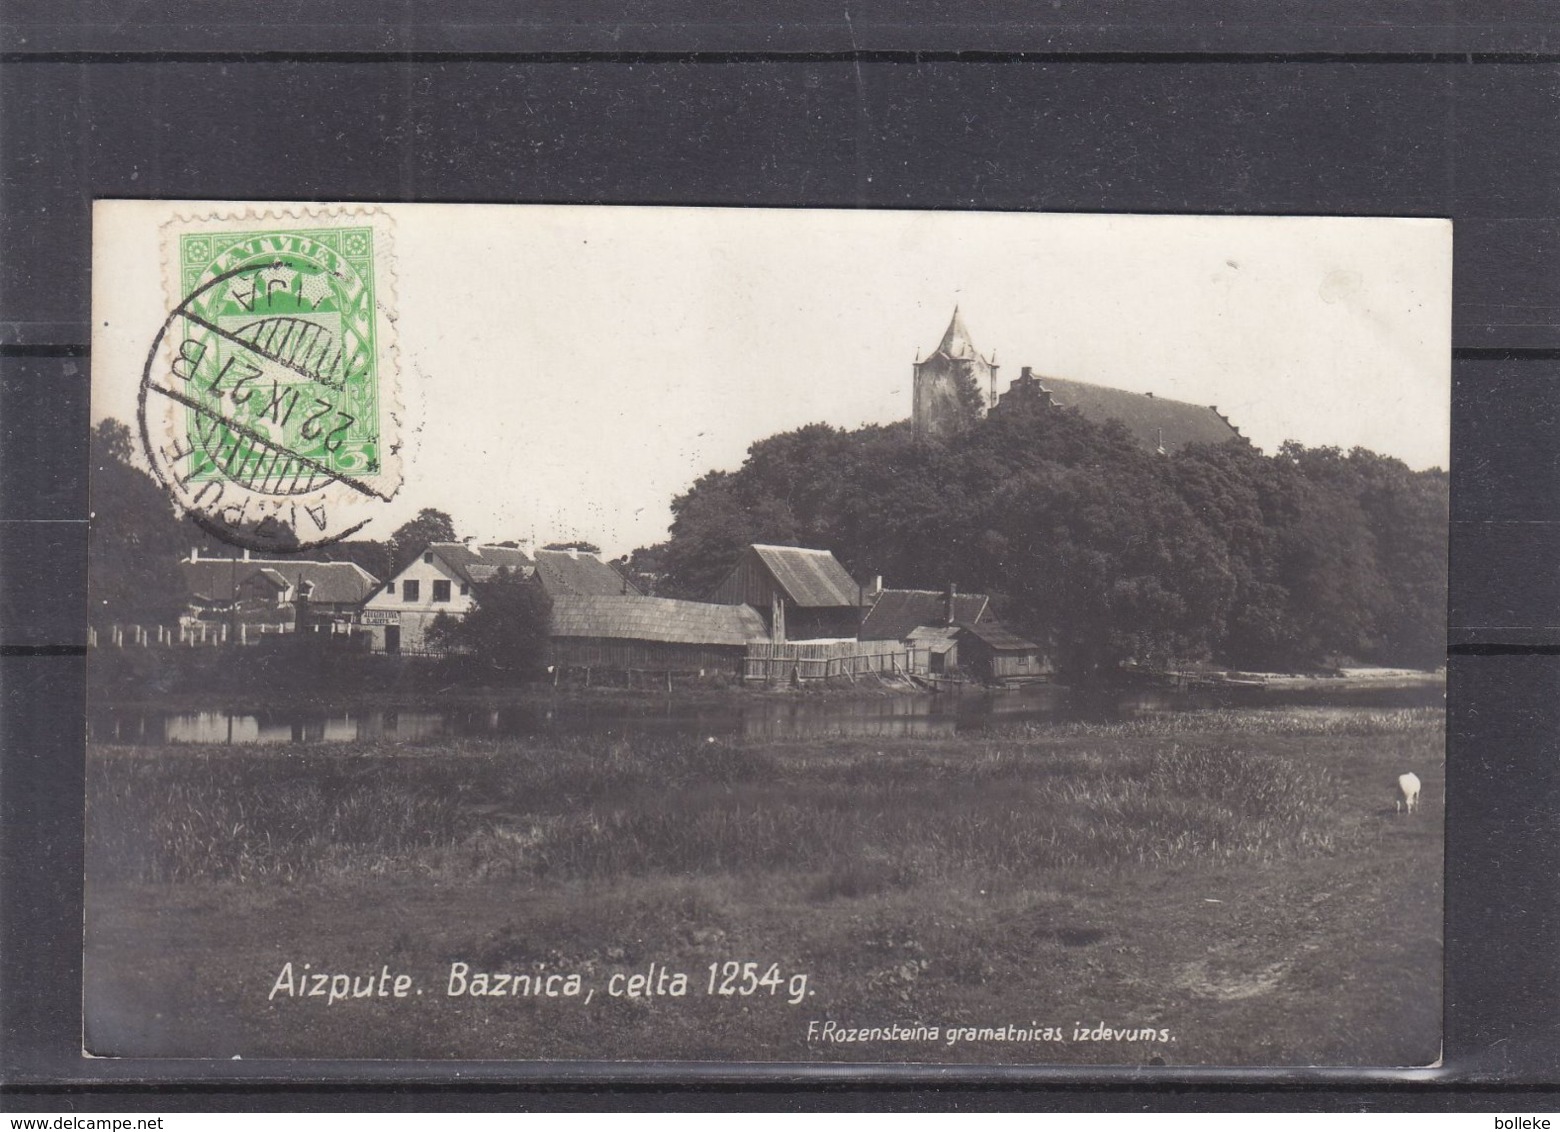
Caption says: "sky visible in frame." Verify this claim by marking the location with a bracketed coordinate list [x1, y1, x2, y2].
[93, 205, 1452, 558]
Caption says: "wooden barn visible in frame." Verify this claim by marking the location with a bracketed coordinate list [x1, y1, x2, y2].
[956, 621, 1049, 684]
[707, 544, 862, 641]
[547, 594, 767, 677]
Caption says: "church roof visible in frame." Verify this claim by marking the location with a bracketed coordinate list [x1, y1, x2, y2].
[929, 307, 993, 364]
[1030, 375, 1242, 452]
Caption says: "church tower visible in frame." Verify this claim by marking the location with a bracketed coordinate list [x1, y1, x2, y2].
[912, 307, 1000, 440]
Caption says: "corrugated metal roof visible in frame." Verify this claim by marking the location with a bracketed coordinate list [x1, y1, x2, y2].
[859, 589, 990, 640]
[751, 545, 860, 609]
[182, 557, 380, 606]
[958, 621, 1041, 653]
[549, 595, 766, 645]
[1030, 376, 1241, 452]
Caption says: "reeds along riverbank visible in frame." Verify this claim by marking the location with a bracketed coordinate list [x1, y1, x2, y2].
[87, 707, 1443, 887]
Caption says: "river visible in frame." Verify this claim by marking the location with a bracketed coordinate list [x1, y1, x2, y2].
[88, 680, 1443, 746]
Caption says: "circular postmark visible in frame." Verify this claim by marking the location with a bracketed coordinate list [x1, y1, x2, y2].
[138, 216, 402, 551]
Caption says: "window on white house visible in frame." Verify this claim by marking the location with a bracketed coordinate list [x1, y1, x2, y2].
[424, 552, 433, 564]
[460, 583, 470, 596]
[403, 580, 419, 602]
[432, 580, 451, 602]
[385, 581, 395, 595]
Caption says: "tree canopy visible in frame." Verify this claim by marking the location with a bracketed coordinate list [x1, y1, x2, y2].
[388, 508, 458, 572]
[645, 407, 1447, 676]
[88, 420, 191, 629]
[425, 569, 551, 675]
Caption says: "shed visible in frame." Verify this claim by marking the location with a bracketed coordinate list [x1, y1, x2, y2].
[956, 621, 1049, 684]
[707, 544, 862, 641]
[905, 625, 961, 675]
[548, 594, 767, 675]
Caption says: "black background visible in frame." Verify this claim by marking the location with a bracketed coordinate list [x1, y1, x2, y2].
[2, 0, 1558, 1112]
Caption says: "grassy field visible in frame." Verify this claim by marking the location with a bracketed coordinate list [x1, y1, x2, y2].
[84, 706, 1444, 1067]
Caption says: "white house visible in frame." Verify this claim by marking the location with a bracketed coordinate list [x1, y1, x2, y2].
[359, 542, 535, 654]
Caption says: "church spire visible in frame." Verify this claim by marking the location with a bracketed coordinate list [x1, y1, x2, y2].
[914, 306, 1001, 441]
[937, 305, 980, 360]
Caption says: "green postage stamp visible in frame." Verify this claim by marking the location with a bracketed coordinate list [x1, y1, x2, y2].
[140, 205, 403, 550]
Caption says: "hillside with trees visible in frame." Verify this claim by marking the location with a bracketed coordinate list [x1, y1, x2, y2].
[642, 405, 1447, 678]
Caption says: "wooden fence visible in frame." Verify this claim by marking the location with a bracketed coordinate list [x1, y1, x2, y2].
[743, 639, 912, 683]
[85, 621, 346, 648]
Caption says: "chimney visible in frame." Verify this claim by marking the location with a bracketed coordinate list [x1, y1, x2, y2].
[945, 582, 958, 627]
[294, 578, 314, 633]
[190, 547, 198, 562]
[242, 548, 250, 561]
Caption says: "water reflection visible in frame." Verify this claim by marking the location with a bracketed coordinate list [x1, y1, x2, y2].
[88, 680, 1442, 747]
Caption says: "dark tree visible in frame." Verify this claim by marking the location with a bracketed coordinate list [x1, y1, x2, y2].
[425, 569, 551, 675]
[984, 460, 1235, 677]
[1278, 444, 1446, 668]
[952, 367, 987, 426]
[88, 420, 190, 630]
[645, 405, 1446, 676]
[388, 508, 458, 572]
[659, 469, 798, 599]
[542, 540, 602, 554]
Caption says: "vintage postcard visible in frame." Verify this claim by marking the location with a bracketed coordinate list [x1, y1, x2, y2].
[86, 203, 1450, 1067]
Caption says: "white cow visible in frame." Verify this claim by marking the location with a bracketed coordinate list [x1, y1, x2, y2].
[1397, 772, 1422, 815]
